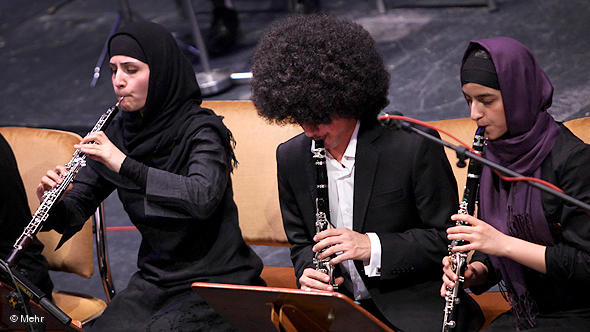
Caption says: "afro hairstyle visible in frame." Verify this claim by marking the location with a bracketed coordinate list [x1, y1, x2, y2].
[251, 14, 390, 126]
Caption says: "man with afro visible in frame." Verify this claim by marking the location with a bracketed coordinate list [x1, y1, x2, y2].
[251, 14, 483, 332]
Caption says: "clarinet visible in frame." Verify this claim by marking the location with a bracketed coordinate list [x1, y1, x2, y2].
[5, 97, 123, 268]
[311, 140, 338, 290]
[442, 127, 486, 332]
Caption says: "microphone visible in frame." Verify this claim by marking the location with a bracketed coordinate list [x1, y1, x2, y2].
[377, 110, 411, 131]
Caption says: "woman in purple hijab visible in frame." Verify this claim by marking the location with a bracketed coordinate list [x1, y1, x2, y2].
[441, 37, 590, 330]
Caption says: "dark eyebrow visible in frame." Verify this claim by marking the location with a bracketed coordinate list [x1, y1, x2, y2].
[109, 61, 140, 66]
[462, 91, 497, 99]
[474, 93, 496, 98]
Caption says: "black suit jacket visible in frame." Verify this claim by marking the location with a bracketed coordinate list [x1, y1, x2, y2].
[277, 120, 482, 332]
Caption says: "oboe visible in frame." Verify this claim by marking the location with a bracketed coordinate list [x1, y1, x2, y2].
[311, 140, 338, 290]
[442, 127, 486, 332]
[5, 97, 124, 268]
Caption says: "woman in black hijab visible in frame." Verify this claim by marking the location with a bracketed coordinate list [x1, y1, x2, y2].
[37, 21, 264, 331]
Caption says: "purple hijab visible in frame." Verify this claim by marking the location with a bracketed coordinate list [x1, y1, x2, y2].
[461, 37, 561, 329]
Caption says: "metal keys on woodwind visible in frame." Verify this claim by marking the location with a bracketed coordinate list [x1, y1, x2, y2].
[442, 127, 486, 332]
[5, 98, 123, 267]
[311, 140, 338, 291]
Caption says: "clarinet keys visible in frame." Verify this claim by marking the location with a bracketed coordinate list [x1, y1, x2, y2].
[5, 98, 122, 268]
[441, 127, 486, 332]
[312, 139, 338, 291]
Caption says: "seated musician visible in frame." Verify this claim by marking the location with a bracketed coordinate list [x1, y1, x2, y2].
[36, 21, 264, 331]
[250, 14, 484, 332]
[441, 37, 590, 330]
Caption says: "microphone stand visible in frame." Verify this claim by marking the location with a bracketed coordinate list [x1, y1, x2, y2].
[379, 114, 590, 213]
[0, 259, 72, 331]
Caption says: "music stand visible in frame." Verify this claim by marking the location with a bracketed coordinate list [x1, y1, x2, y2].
[0, 282, 82, 332]
[192, 282, 394, 331]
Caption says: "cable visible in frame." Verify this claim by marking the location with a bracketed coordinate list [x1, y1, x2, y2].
[378, 114, 565, 193]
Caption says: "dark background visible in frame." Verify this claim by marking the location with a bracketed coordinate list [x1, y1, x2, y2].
[1, 0, 589, 301]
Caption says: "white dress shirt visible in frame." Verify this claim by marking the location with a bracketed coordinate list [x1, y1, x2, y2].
[312, 121, 382, 300]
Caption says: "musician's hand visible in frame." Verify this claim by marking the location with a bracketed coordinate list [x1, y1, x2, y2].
[36, 165, 73, 202]
[440, 257, 488, 297]
[75, 131, 126, 173]
[313, 228, 371, 264]
[299, 268, 344, 292]
[440, 255, 455, 297]
[447, 214, 509, 257]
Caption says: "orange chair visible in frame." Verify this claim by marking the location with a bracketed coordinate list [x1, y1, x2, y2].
[0, 126, 116, 324]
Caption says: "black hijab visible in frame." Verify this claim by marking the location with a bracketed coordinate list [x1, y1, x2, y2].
[101, 21, 235, 180]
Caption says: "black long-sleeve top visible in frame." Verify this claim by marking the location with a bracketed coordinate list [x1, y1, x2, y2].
[471, 125, 590, 313]
[45, 127, 263, 288]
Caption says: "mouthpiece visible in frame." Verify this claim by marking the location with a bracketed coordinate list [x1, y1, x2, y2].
[115, 96, 125, 107]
